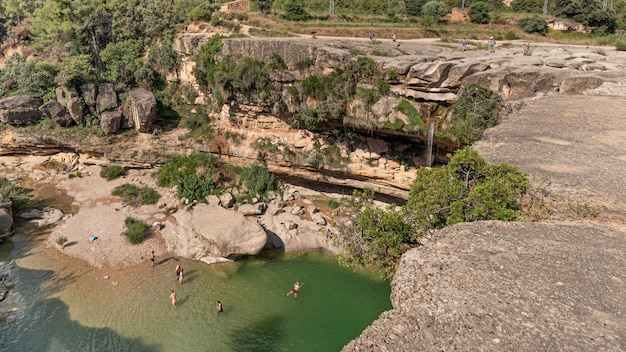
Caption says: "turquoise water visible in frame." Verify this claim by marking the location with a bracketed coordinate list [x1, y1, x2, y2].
[0, 231, 391, 352]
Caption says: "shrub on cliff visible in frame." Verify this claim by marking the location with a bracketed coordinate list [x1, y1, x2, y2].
[448, 83, 501, 144]
[336, 147, 530, 279]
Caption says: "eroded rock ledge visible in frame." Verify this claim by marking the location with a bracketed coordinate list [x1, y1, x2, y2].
[343, 220, 626, 351]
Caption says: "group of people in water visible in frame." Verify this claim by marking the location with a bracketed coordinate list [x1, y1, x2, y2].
[153, 252, 303, 311]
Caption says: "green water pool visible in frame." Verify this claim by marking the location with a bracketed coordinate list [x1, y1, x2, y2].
[0, 232, 391, 352]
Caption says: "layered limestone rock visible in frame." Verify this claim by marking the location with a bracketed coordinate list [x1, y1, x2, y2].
[343, 221, 626, 351]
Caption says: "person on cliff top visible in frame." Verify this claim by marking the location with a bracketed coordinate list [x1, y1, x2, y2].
[286, 282, 303, 298]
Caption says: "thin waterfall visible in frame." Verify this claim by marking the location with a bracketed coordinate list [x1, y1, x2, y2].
[426, 120, 435, 167]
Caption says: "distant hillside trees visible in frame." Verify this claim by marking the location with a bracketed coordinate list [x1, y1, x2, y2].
[469, 2, 492, 24]
[253, 0, 274, 14]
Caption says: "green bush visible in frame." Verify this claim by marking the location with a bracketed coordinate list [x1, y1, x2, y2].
[156, 153, 224, 201]
[520, 15, 548, 35]
[112, 184, 160, 206]
[100, 165, 125, 180]
[395, 100, 424, 130]
[56, 236, 68, 249]
[421, 1, 448, 21]
[468, 2, 491, 24]
[0, 177, 31, 211]
[616, 41, 626, 51]
[328, 199, 340, 209]
[407, 147, 529, 231]
[238, 164, 278, 199]
[282, 0, 312, 21]
[450, 83, 501, 144]
[297, 108, 324, 131]
[123, 217, 147, 244]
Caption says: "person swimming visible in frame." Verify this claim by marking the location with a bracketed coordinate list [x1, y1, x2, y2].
[217, 300, 223, 313]
[286, 282, 303, 298]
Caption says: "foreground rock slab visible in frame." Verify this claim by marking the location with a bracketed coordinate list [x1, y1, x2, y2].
[344, 220, 626, 351]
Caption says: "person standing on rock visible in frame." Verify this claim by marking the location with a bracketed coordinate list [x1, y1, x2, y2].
[286, 282, 303, 298]
[462, 38, 467, 51]
[150, 250, 155, 267]
[488, 37, 496, 52]
[369, 30, 374, 44]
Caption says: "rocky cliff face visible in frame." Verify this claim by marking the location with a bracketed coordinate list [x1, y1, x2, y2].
[168, 35, 626, 199]
[343, 94, 626, 351]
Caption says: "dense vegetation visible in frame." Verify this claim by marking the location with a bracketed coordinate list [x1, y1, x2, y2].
[155, 153, 279, 203]
[334, 147, 533, 279]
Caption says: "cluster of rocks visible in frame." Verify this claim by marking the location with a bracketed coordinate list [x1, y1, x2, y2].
[0, 84, 157, 135]
[162, 187, 334, 263]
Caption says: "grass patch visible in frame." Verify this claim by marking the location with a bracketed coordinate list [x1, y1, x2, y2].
[56, 236, 68, 248]
[328, 199, 340, 209]
[123, 217, 148, 244]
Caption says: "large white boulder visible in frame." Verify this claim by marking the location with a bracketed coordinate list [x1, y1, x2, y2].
[167, 204, 267, 260]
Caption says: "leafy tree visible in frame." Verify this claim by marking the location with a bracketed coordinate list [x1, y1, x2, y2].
[100, 39, 145, 87]
[468, 1, 491, 24]
[335, 189, 415, 280]
[56, 54, 98, 87]
[510, 0, 545, 13]
[0, 53, 57, 99]
[282, 0, 312, 21]
[406, 147, 529, 233]
[149, 37, 182, 77]
[253, 0, 274, 14]
[520, 15, 549, 34]
[422, 1, 448, 20]
[449, 83, 501, 144]
[405, 0, 429, 16]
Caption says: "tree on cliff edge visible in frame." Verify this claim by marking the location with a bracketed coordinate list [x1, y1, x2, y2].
[253, 0, 274, 14]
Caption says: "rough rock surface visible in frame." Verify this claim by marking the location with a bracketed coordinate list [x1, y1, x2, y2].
[0, 95, 43, 125]
[343, 221, 626, 351]
[165, 204, 267, 260]
[55, 86, 84, 125]
[122, 88, 157, 133]
[100, 110, 122, 135]
[97, 82, 117, 113]
[344, 95, 626, 351]
[38, 100, 73, 127]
